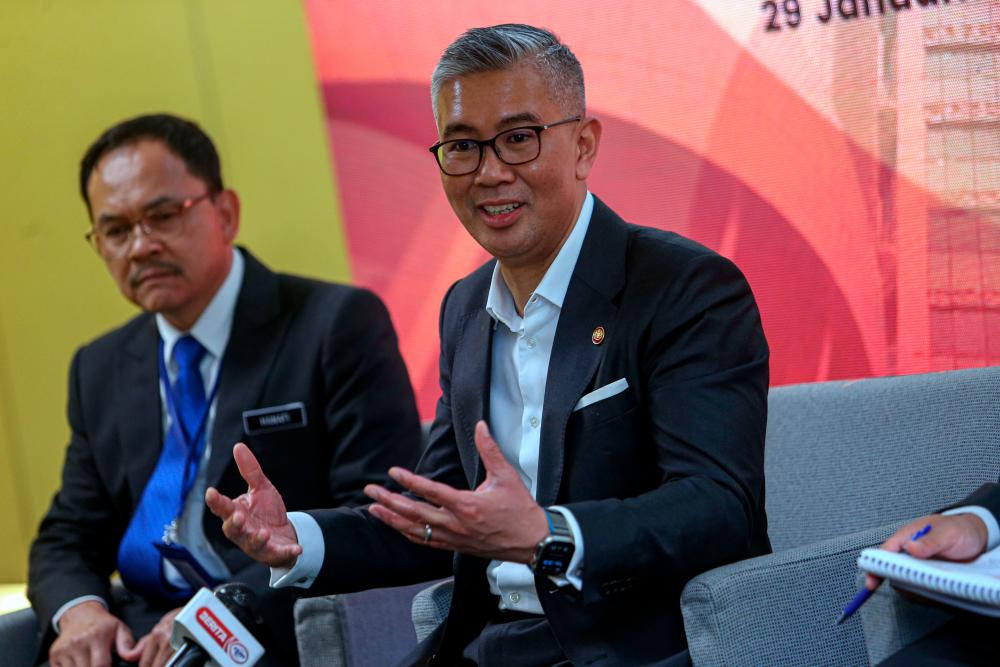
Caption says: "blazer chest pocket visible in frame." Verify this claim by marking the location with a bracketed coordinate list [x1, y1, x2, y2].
[572, 380, 638, 429]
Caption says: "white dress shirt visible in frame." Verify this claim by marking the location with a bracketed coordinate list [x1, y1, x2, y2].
[273, 195, 595, 615]
[482, 192, 593, 613]
[53, 249, 244, 630]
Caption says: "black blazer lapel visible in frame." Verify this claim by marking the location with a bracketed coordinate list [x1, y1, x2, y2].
[204, 249, 289, 487]
[119, 317, 164, 506]
[536, 198, 629, 507]
[450, 304, 493, 488]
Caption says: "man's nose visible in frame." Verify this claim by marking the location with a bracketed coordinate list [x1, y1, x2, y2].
[474, 145, 516, 186]
[126, 225, 160, 259]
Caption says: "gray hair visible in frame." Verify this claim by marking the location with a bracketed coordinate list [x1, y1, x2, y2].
[431, 24, 585, 122]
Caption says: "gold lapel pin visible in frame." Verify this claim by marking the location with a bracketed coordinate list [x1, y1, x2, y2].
[592, 326, 605, 345]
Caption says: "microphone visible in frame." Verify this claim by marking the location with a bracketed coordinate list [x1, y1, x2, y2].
[165, 583, 265, 667]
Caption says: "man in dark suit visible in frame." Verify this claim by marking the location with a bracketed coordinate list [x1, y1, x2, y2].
[867, 482, 1000, 666]
[28, 114, 422, 667]
[208, 24, 770, 665]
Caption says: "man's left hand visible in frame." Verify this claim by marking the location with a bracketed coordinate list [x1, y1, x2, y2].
[365, 420, 549, 564]
[117, 607, 180, 667]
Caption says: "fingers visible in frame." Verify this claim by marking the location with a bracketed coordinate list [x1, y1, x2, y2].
[142, 634, 173, 667]
[474, 420, 513, 475]
[905, 514, 987, 561]
[204, 486, 237, 520]
[879, 513, 988, 563]
[115, 622, 141, 661]
[901, 521, 946, 559]
[368, 503, 447, 549]
[127, 636, 149, 667]
[233, 442, 269, 490]
[879, 516, 933, 554]
[220, 510, 302, 566]
[387, 468, 465, 509]
[864, 573, 883, 591]
[88, 636, 113, 667]
[365, 484, 452, 525]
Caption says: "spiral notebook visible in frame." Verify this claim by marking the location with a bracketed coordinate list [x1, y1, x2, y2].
[858, 545, 1000, 617]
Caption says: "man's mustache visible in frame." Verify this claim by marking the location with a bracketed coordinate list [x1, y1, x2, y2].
[128, 260, 182, 287]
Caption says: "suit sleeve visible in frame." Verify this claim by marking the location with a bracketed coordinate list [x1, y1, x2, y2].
[948, 482, 1000, 524]
[566, 253, 770, 603]
[28, 348, 121, 637]
[303, 283, 467, 594]
[316, 287, 424, 507]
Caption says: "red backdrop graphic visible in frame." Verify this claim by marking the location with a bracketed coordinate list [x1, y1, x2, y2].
[305, 1, 1000, 419]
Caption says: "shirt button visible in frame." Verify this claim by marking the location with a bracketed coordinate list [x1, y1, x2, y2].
[509, 592, 521, 604]
[526, 337, 537, 348]
[529, 416, 540, 428]
[529, 295, 538, 304]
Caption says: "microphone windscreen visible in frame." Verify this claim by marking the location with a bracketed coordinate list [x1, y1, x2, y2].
[213, 582, 263, 628]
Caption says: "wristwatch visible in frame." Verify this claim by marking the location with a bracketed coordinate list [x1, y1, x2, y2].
[530, 509, 576, 576]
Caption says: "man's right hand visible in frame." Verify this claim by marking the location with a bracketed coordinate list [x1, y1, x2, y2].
[50, 601, 135, 667]
[205, 442, 302, 568]
[864, 512, 989, 592]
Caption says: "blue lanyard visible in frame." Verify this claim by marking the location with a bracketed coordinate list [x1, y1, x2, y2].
[157, 339, 223, 518]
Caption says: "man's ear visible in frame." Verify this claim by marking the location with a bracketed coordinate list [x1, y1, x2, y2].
[214, 189, 241, 242]
[575, 116, 602, 181]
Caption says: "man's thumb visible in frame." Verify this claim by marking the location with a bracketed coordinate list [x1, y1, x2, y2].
[116, 622, 141, 660]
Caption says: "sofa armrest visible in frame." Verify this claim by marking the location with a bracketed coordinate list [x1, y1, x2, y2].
[0, 607, 39, 667]
[411, 578, 453, 644]
[294, 582, 432, 667]
[858, 572, 953, 665]
[681, 523, 902, 667]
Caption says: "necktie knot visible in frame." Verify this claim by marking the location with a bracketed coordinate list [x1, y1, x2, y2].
[173, 335, 206, 372]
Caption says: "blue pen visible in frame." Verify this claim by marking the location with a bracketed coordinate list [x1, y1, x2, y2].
[836, 523, 932, 625]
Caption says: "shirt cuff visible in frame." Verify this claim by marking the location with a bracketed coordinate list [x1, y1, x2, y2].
[269, 512, 325, 589]
[52, 595, 108, 634]
[943, 505, 1000, 551]
[548, 506, 584, 590]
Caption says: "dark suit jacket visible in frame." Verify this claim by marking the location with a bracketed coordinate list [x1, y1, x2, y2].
[956, 483, 1000, 523]
[306, 197, 771, 665]
[28, 248, 422, 661]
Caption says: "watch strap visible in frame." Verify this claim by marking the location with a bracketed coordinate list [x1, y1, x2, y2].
[545, 509, 572, 539]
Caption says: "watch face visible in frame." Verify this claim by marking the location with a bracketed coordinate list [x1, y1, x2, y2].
[535, 539, 575, 576]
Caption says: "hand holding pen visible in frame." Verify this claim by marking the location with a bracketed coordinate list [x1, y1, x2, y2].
[836, 523, 932, 625]
[838, 510, 991, 624]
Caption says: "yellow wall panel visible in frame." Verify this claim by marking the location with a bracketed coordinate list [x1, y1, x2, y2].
[0, 1, 346, 582]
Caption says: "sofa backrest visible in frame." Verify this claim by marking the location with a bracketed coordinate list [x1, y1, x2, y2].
[764, 366, 1000, 553]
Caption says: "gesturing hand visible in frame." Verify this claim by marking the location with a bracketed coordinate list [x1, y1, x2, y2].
[117, 607, 181, 667]
[205, 442, 302, 568]
[864, 512, 989, 592]
[365, 420, 550, 564]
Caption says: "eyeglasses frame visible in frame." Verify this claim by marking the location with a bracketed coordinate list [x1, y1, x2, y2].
[85, 191, 216, 257]
[428, 115, 582, 176]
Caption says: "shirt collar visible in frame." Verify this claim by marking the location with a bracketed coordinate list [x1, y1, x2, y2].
[157, 248, 245, 362]
[486, 191, 594, 329]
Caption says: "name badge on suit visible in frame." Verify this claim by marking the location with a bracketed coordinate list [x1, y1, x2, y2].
[242, 401, 308, 435]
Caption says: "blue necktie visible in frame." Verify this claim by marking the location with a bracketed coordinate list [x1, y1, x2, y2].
[117, 335, 207, 601]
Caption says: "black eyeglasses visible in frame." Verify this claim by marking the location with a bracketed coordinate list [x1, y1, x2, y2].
[85, 192, 214, 258]
[428, 116, 581, 176]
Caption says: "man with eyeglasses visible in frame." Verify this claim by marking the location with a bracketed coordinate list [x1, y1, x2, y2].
[27, 114, 422, 667]
[209, 24, 770, 666]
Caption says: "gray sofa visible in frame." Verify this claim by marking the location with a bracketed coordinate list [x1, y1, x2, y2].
[680, 366, 999, 665]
